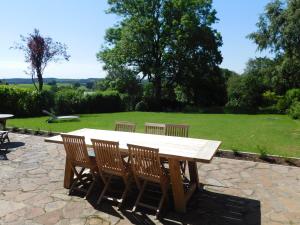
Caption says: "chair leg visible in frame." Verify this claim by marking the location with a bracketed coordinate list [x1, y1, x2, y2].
[156, 186, 168, 218]
[85, 170, 97, 199]
[133, 180, 147, 212]
[97, 175, 112, 205]
[69, 167, 85, 195]
[118, 177, 131, 209]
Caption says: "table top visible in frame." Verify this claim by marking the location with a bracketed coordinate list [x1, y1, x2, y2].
[45, 128, 221, 162]
[0, 114, 14, 119]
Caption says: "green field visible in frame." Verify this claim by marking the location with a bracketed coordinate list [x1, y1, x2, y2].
[10, 83, 70, 90]
[7, 112, 300, 158]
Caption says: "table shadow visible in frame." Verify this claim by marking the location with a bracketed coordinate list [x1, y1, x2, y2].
[81, 180, 261, 225]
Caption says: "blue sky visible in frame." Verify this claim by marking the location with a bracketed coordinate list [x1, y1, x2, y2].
[0, 0, 270, 79]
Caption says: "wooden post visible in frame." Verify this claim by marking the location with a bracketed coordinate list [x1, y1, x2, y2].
[188, 161, 200, 189]
[168, 158, 186, 213]
[0, 119, 6, 130]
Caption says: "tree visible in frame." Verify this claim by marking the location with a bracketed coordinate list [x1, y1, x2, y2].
[12, 29, 70, 91]
[226, 74, 266, 113]
[95, 68, 142, 110]
[98, 0, 223, 109]
[248, 0, 300, 92]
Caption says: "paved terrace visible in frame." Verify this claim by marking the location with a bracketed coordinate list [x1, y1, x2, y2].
[0, 133, 299, 225]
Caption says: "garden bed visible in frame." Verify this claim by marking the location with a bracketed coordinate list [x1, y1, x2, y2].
[217, 150, 300, 167]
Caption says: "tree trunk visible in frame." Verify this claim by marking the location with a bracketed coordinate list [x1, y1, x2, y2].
[36, 69, 43, 91]
[153, 75, 162, 111]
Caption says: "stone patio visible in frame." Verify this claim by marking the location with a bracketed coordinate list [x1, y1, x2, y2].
[0, 133, 299, 225]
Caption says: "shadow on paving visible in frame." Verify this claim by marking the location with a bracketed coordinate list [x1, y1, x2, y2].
[75, 179, 261, 225]
[0, 141, 25, 160]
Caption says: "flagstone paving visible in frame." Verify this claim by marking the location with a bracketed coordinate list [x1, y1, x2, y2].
[0, 133, 300, 225]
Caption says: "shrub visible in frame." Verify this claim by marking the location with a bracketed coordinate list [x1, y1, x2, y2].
[288, 101, 300, 119]
[0, 85, 124, 117]
[55, 89, 84, 114]
[83, 90, 123, 113]
[226, 75, 265, 113]
[0, 85, 54, 116]
[275, 89, 300, 113]
[262, 91, 279, 106]
[257, 145, 268, 160]
[135, 101, 148, 111]
[284, 88, 300, 107]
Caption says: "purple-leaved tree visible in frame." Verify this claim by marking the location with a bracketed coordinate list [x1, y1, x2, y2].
[12, 29, 70, 91]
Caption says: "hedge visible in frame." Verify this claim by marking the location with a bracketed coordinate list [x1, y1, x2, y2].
[0, 85, 124, 117]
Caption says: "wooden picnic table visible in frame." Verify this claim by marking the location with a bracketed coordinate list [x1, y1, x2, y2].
[45, 128, 221, 213]
[0, 114, 14, 129]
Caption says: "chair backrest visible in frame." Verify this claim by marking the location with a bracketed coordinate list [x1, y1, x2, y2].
[61, 134, 90, 164]
[165, 124, 189, 137]
[144, 123, 166, 135]
[91, 139, 125, 175]
[115, 121, 136, 132]
[42, 110, 57, 118]
[128, 144, 162, 183]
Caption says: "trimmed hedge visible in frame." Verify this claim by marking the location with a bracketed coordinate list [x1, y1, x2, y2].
[0, 86, 54, 116]
[0, 85, 123, 117]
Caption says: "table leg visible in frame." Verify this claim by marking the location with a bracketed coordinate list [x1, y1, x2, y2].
[168, 158, 186, 213]
[64, 158, 74, 189]
[0, 119, 6, 130]
[188, 161, 199, 189]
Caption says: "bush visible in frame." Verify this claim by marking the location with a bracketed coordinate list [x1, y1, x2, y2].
[288, 101, 300, 119]
[0, 85, 54, 117]
[226, 75, 265, 113]
[135, 101, 148, 111]
[55, 89, 84, 114]
[276, 89, 300, 113]
[83, 91, 123, 113]
[285, 88, 300, 107]
[0, 85, 124, 117]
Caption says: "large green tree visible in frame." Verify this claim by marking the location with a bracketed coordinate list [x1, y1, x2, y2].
[98, 0, 224, 109]
[248, 0, 300, 93]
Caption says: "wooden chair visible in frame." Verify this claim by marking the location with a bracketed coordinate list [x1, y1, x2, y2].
[165, 124, 189, 137]
[0, 131, 10, 146]
[144, 123, 166, 135]
[61, 134, 97, 198]
[91, 139, 131, 208]
[165, 124, 189, 175]
[128, 144, 169, 218]
[115, 121, 136, 132]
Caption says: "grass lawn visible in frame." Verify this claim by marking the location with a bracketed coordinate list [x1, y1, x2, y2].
[7, 112, 300, 158]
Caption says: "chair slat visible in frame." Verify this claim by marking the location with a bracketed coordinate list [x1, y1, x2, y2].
[91, 139, 126, 175]
[144, 123, 166, 135]
[165, 124, 189, 137]
[61, 134, 90, 164]
[115, 121, 136, 132]
[128, 144, 162, 182]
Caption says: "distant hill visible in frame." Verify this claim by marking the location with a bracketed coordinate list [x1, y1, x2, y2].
[2, 78, 102, 84]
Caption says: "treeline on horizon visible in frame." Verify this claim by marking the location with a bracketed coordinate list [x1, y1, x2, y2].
[0, 78, 101, 85]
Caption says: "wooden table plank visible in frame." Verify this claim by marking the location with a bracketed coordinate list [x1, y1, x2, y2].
[45, 128, 221, 162]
